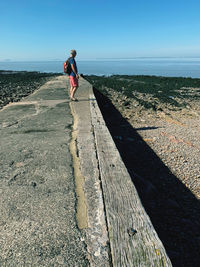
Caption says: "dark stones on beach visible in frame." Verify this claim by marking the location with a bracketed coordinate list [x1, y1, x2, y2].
[0, 71, 60, 109]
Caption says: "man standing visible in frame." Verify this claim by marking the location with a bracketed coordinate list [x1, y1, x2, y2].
[68, 49, 79, 101]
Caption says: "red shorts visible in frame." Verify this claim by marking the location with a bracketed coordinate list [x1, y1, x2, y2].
[69, 76, 78, 87]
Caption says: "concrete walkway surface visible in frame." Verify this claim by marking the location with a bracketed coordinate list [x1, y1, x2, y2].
[0, 75, 172, 266]
[0, 76, 89, 266]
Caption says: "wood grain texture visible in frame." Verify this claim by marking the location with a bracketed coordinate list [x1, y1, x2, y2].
[90, 93, 172, 267]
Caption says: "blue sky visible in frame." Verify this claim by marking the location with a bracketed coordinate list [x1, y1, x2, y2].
[0, 0, 200, 61]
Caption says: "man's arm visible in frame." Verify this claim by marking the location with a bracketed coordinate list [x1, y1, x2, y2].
[71, 63, 79, 78]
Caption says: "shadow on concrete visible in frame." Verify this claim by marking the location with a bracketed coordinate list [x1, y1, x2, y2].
[94, 88, 200, 267]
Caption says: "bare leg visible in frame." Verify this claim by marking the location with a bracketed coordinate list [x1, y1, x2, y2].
[70, 86, 73, 98]
[71, 86, 78, 99]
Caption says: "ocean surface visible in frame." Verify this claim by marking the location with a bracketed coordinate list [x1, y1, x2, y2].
[0, 58, 200, 78]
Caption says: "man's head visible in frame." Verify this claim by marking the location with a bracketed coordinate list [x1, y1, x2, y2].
[71, 49, 77, 58]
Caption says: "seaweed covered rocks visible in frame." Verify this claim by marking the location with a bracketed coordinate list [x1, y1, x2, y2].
[0, 71, 61, 109]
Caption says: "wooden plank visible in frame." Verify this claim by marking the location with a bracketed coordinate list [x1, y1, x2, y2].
[90, 93, 172, 267]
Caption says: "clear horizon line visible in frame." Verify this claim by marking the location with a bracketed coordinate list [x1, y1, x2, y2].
[1, 56, 200, 62]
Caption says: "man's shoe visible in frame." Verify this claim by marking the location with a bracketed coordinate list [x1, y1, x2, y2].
[70, 97, 78, 101]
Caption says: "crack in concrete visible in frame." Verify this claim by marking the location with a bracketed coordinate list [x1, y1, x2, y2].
[69, 101, 88, 230]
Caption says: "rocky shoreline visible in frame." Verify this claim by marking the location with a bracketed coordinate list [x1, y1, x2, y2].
[0, 70, 61, 109]
[89, 75, 200, 267]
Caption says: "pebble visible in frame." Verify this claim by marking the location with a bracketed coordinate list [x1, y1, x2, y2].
[31, 182, 37, 188]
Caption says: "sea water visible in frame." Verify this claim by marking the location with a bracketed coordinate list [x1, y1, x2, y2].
[0, 58, 200, 78]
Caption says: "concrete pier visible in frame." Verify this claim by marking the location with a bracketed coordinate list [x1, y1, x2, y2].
[0, 75, 172, 266]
